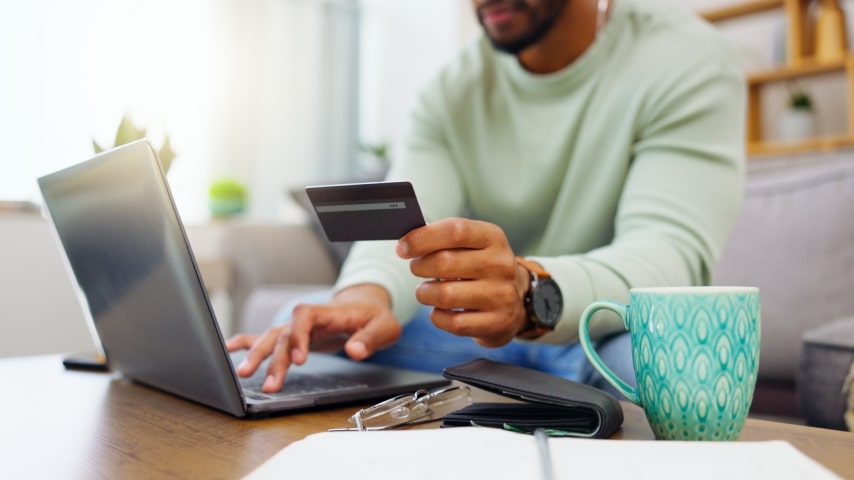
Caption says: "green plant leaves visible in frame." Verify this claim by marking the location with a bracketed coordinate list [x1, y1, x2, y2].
[159, 134, 175, 172]
[92, 114, 176, 172]
[114, 114, 147, 147]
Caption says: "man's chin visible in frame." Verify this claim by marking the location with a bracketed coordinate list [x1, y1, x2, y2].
[482, 16, 549, 55]
[486, 35, 535, 55]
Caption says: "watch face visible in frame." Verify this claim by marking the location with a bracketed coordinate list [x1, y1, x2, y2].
[532, 278, 563, 328]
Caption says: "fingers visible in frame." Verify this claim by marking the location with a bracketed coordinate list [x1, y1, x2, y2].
[415, 278, 526, 341]
[397, 218, 526, 346]
[415, 278, 518, 312]
[409, 244, 516, 282]
[399, 219, 516, 282]
[253, 313, 322, 393]
[263, 328, 296, 392]
[345, 315, 402, 360]
[281, 302, 365, 366]
[430, 308, 516, 348]
[225, 333, 260, 352]
[228, 304, 339, 393]
[228, 325, 288, 378]
[398, 218, 501, 259]
[288, 303, 330, 365]
[226, 295, 400, 393]
[291, 301, 400, 362]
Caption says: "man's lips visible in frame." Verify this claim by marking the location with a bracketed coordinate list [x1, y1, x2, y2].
[480, 4, 518, 28]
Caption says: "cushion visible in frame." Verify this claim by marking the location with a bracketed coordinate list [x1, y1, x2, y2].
[797, 317, 854, 430]
[240, 285, 332, 334]
[713, 152, 854, 381]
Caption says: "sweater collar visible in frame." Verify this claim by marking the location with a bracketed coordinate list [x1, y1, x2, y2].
[495, 0, 625, 94]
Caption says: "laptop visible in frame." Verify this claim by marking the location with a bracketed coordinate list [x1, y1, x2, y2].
[37, 139, 449, 417]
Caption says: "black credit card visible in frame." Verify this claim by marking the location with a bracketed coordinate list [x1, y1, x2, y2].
[305, 181, 426, 242]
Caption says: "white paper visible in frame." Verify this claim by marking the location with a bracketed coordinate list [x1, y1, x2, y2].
[244, 428, 841, 480]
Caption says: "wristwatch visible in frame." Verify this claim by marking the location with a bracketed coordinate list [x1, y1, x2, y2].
[515, 257, 563, 339]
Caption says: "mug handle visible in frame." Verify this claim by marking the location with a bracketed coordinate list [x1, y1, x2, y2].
[578, 300, 640, 405]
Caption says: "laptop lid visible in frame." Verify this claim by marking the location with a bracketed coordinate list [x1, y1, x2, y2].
[37, 139, 448, 417]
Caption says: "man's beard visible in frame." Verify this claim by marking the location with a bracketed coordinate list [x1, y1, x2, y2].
[478, 0, 570, 55]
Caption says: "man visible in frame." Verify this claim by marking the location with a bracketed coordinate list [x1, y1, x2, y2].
[227, 0, 746, 395]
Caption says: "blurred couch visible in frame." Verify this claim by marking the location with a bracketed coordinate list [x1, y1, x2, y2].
[222, 152, 854, 423]
[711, 151, 854, 424]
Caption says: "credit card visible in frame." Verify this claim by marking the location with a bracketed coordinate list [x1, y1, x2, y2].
[305, 181, 426, 241]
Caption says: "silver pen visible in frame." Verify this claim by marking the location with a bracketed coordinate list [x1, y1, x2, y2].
[534, 428, 555, 480]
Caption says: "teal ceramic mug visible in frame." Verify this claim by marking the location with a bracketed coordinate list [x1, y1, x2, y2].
[578, 286, 761, 441]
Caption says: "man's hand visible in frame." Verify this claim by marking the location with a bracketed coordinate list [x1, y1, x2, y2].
[396, 217, 530, 347]
[225, 284, 401, 393]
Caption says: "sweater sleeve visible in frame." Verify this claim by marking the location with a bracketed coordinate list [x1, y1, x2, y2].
[534, 49, 747, 344]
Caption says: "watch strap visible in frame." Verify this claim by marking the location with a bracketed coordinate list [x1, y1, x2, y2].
[516, 257, 554, 339]
[516, 257, 551, 279]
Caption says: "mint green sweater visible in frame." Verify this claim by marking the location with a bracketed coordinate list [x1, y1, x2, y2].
[336, 0, 746, 344]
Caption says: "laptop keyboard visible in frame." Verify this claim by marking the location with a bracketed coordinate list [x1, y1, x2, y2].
[241, 371, 367, 400]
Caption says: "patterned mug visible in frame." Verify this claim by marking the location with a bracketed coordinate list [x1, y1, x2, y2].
[578, 286, 760, 440]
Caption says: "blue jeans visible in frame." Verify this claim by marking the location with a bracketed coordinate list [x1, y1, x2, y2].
[273, 291, 637, 399]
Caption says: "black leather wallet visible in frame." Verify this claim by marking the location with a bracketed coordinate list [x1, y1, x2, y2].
[441, 358, 623, 438]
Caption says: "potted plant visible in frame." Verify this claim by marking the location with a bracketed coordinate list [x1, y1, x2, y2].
[779, 84, 815, 141]
[208, 178, 248, 218]
[93, 114, 176, 172]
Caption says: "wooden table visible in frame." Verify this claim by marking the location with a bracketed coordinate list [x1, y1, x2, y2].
[3, 355, 853, 479]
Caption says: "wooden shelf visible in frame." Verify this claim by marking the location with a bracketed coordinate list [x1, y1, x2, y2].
[748, 56, 851, 84]
[748, 134, 854, 156]
[701, 0, 811, 65]
[746, 55, 854, 148]
[700, 0, 784, 23]
[701, 0, 853, 156]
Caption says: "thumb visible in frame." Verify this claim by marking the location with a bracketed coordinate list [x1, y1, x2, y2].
[344, 317, 402, 361]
